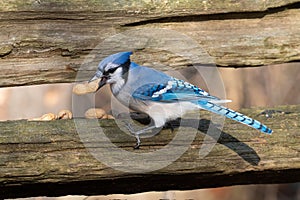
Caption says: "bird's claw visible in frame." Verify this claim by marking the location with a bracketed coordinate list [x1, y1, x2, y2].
[134, 135, 141, 149]
[124, 122, 159, 149]
[124, 122, 141, 149]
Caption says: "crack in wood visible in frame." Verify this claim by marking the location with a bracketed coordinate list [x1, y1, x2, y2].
[122, 1, 300, 26]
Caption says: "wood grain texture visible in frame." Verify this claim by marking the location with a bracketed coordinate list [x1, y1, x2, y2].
[0, 1, 300, 87]
[0, 105, 299, 199]
[1, 0, 299, 13]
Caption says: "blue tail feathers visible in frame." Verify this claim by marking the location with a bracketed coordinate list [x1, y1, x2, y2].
[198, 100, 272, 134]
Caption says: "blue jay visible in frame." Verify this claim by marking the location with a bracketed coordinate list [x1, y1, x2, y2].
[90, 51, 272, 148]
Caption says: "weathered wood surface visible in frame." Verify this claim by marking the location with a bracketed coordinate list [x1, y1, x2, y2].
[0, 105, 299, 199]
[0, 1, 300, 87]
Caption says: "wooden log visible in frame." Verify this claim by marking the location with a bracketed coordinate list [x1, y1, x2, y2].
[0, 104, 299, 199]
[1, 0, 299, 13]
[0, 1, 300, 87]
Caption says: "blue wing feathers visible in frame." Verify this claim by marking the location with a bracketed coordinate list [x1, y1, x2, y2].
[132, 77, 218, 102]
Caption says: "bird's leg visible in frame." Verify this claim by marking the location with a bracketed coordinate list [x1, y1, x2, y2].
[125, 123, 161, 149]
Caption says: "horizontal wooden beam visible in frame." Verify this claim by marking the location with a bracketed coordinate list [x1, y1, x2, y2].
[0, 1, 300, 87]
[0, 105, 299, 199]
[1, 0, 299, 13]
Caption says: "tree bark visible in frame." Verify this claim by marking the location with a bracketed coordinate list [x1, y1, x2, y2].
[0, 1, 300, 87]
[0, 105, 299, 199]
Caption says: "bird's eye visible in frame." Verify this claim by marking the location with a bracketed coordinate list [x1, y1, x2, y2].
[104, 67, 117, 75]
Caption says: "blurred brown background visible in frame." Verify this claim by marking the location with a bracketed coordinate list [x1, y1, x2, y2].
[1, 63, 299, 121]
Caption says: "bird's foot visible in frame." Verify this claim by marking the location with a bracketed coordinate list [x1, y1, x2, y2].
[124, 122, 159, 149]
[134, 135, 141, 149]
[124, 123, 141, 149]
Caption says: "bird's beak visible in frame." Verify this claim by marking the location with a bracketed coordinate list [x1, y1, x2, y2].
[89, 74, 108, 92]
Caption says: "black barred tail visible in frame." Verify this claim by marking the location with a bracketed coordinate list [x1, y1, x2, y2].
[198, 100, 272, 134]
